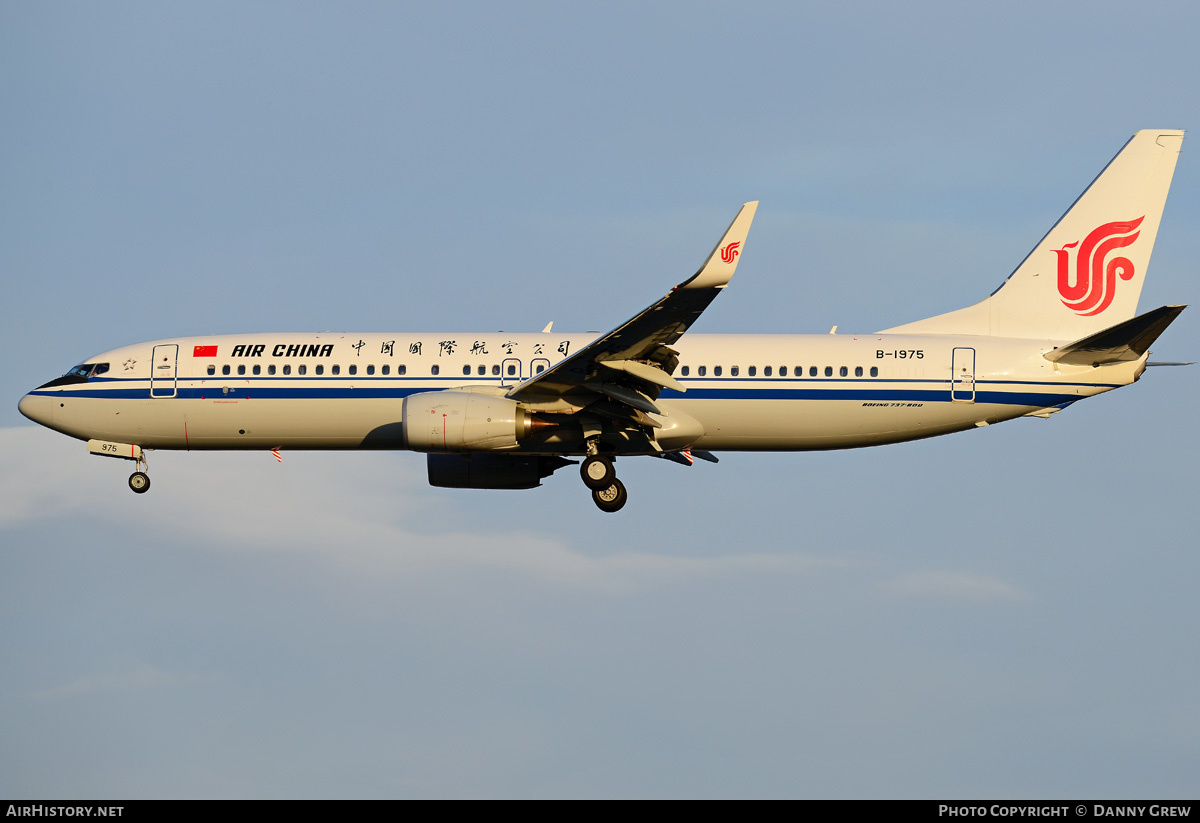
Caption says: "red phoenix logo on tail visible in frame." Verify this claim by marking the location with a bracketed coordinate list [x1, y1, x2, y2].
[1055, 217, 1144, 316]
[720, 241, 741, 264]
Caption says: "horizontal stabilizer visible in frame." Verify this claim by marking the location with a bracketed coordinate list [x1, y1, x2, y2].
[1045, 304, 1186, 365]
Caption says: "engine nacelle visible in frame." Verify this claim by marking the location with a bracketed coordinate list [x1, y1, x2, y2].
[403, 391, 530, 451]
[427, 454, 574, 489]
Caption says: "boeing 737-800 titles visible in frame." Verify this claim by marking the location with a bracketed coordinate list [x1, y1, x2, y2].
[18, 130, 1188, 512]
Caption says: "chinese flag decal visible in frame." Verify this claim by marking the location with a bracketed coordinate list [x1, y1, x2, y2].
[193, 345, 218, 357]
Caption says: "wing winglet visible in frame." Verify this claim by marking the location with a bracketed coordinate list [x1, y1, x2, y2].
[677, 201, 758, 290]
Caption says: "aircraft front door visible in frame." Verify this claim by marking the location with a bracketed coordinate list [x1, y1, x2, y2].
[150, 344, 179, 398]
[951, 347, 976, 403]
[501, 357, 522, 387]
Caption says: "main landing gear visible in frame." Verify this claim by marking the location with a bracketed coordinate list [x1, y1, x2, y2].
[581, 454, 627, 513]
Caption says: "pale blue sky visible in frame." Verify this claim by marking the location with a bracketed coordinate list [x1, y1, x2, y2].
[2, 1, 1197, 798]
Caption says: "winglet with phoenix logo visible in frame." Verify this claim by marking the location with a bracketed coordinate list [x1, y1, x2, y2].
[677, 201, 758, 290]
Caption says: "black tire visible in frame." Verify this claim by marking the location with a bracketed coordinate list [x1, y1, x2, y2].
[128, 471, 151, 494]
[591, 478, 628, 513]
[580, 455, 616, 490]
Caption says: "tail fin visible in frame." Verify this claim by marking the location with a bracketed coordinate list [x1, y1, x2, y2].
[882, 130, 1184, 340]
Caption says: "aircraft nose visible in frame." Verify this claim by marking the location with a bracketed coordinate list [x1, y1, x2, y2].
[18, 392, 52, 426]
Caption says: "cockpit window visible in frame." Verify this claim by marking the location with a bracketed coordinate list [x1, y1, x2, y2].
[65, 363, 109, 379]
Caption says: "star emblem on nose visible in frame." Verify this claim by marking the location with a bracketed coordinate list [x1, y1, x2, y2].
[124, 359, 136, 370]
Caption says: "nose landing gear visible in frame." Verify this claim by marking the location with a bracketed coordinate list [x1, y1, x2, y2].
[127, 451, 151, 494]
[86, 439, 152, 495]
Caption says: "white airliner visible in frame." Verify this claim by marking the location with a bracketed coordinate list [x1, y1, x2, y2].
[19, 130, 1188, 512]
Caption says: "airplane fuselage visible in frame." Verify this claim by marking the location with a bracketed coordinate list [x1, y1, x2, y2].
[19, 330, 1141, 454]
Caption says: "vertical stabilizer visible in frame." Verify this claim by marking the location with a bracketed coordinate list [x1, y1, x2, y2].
[881, 130, 1183, 339]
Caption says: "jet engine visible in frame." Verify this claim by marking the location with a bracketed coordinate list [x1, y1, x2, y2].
[402, 391, 533, 451]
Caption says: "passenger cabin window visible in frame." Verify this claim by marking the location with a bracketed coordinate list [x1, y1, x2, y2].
[824, 366, 833, 377]
[870, 366, 878, 377]
[536, 364, 545, 374]
[397, 365, 405, 375]
[207, 365, 215, 376]
[748, 366, 756, 377]
[779, 366, 787, 376]
[463, 365, 471, 376]
[253, 365, 261, 376]
[855, 366, 863, 377]
[331, 365, 340, 376]
[714, 366, 722, 377]
[731, 366, 739, 377]
[222, 365, 231, 376]
[298, 365, 306, 376]
[381, 365, 389, 376]
[507, 364, 516, 376]
[840, 366, 848, 377]
[268, 365, 276, 376]
[431, 365, 440, 376]
[316, 365, 324, 376]
[283, 365, 291, 376]
[477, 365, 485, 375]
[348, 365, 357, 376]
[698, 366, 707, 376]
[681, 366, 690, 376]
[367, 365, 375, 375]
[763, 366, 771, 377]
[238, 365, 246, 376]
[492, 365, 500, 376]
[810, 366, 818, 377]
